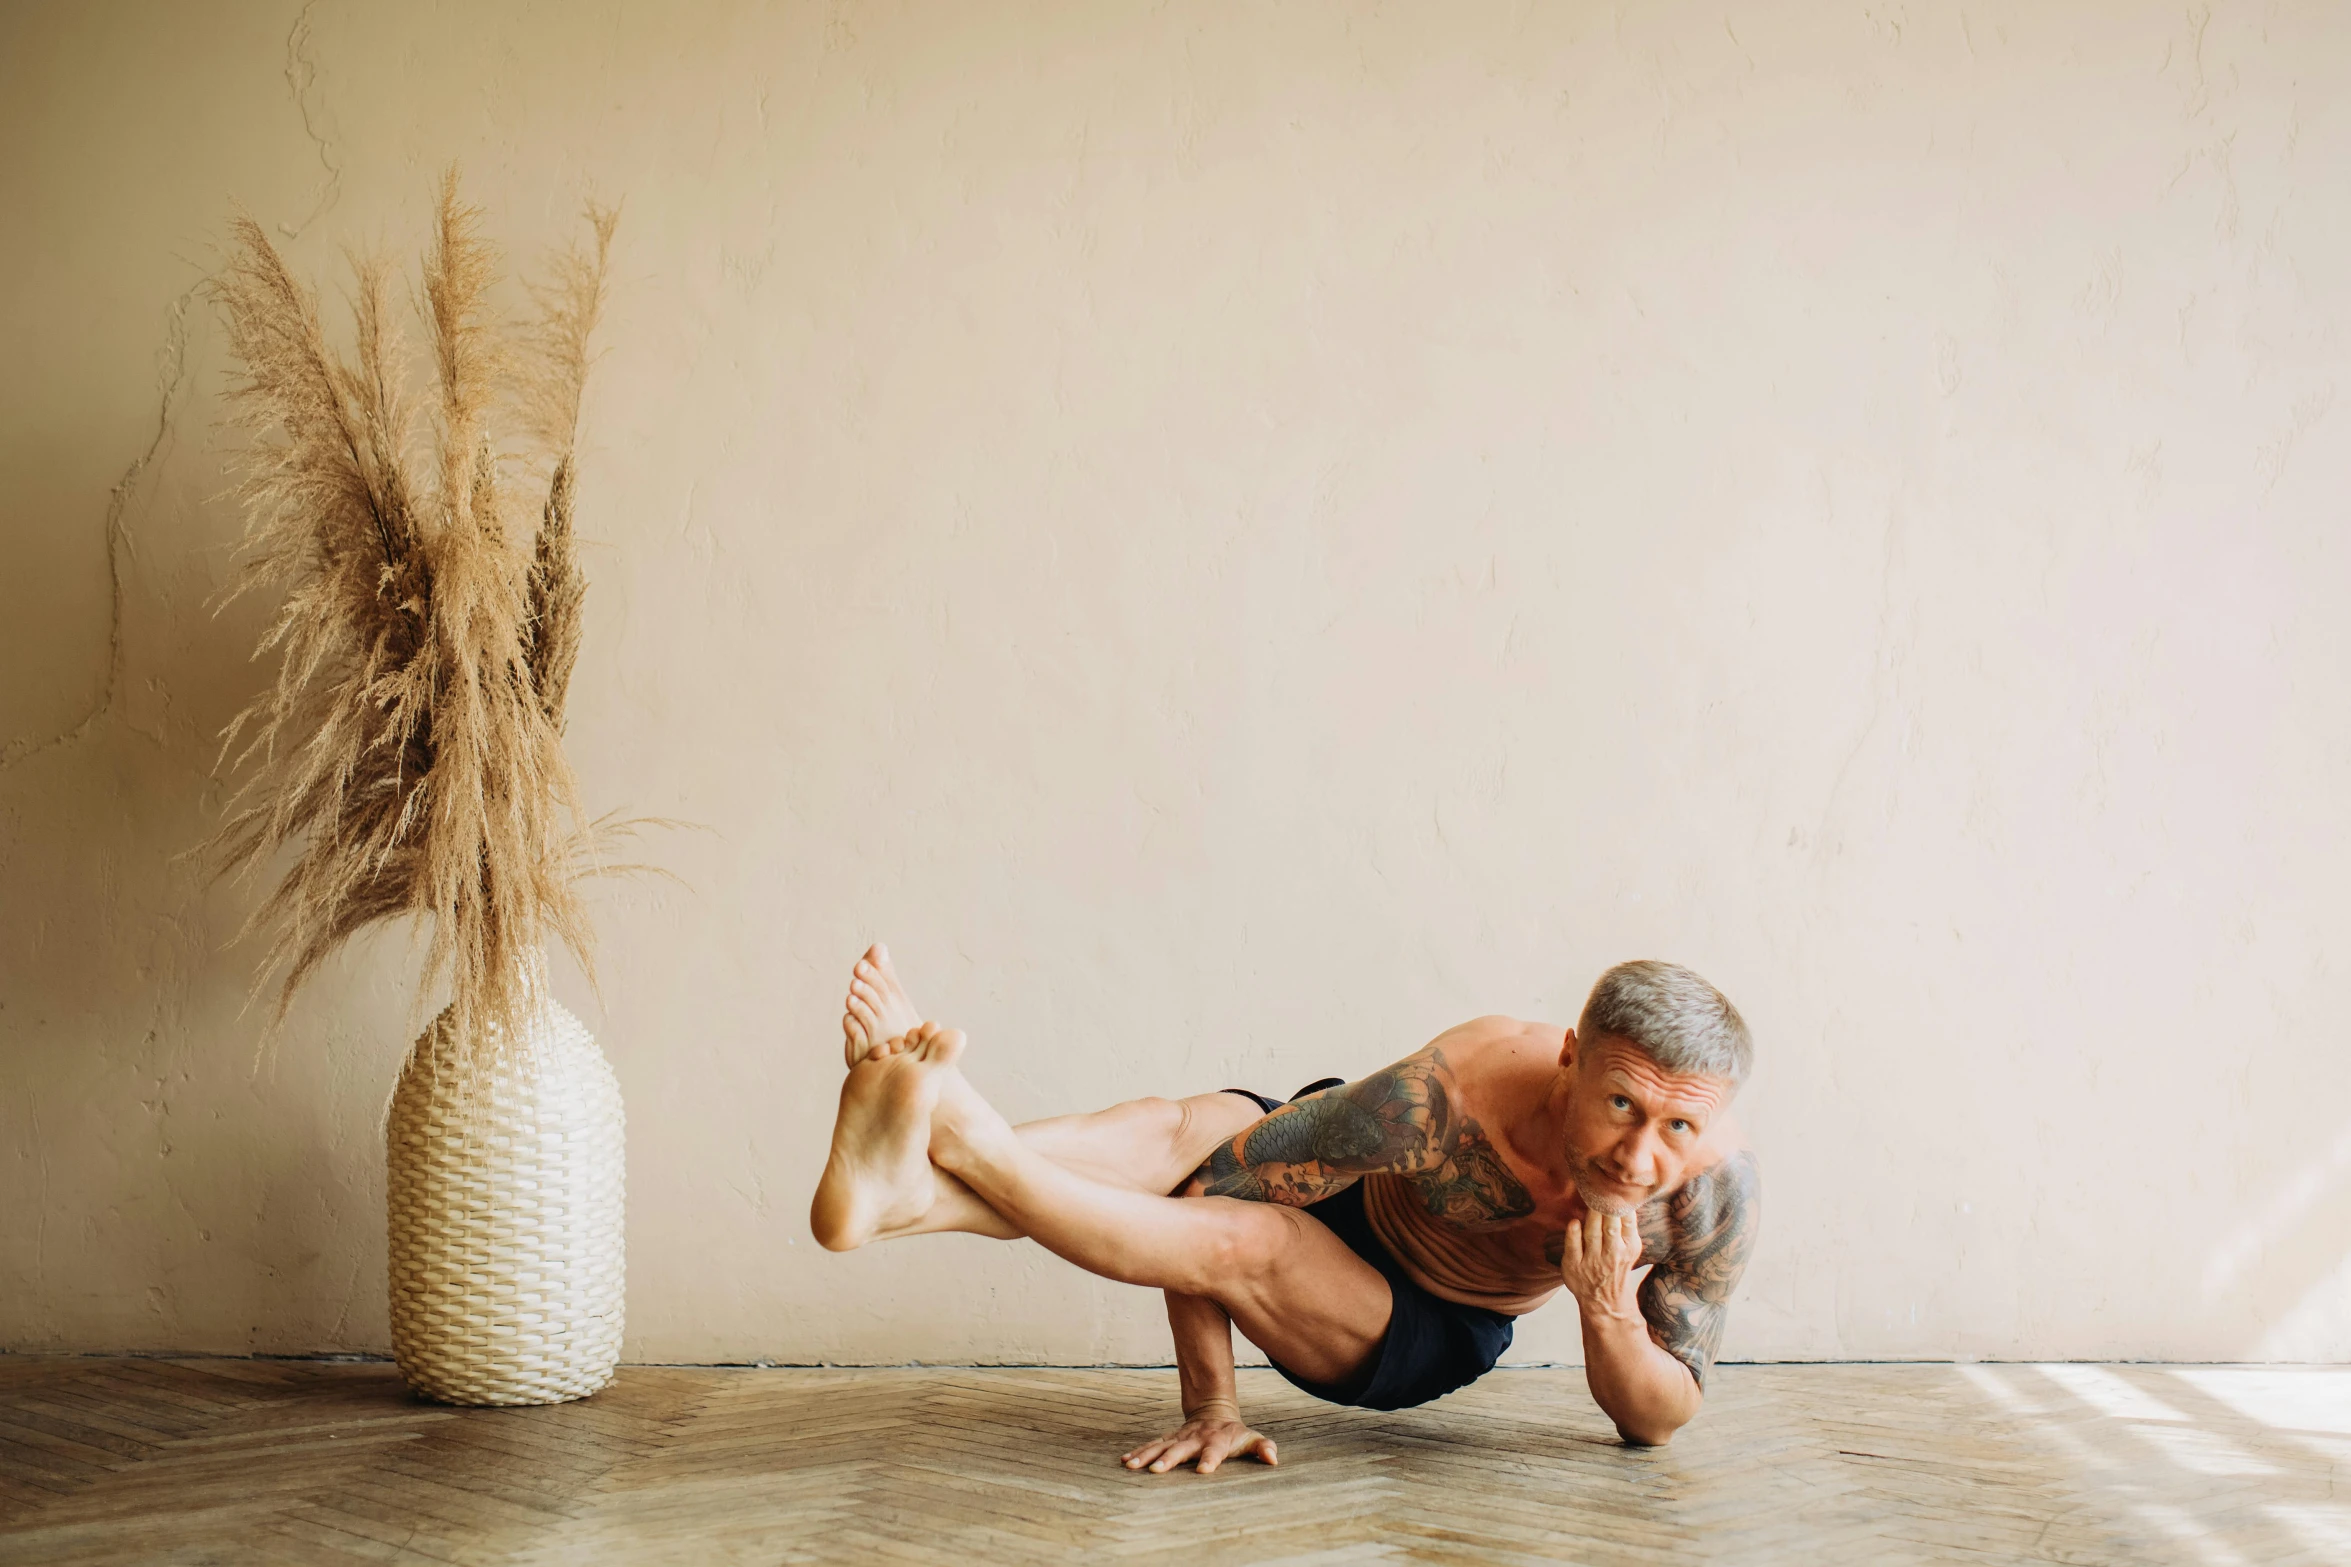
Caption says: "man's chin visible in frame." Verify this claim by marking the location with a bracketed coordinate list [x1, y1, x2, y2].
[1566, 1155, 1650, 1215]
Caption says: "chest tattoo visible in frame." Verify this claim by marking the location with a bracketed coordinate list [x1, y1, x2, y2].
[1407, 1119, 1536, 1227]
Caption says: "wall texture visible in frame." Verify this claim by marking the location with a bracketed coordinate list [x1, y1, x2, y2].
[5, 0, 2349, 1368]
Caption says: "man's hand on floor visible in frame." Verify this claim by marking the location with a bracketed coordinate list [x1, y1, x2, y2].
[1122, 1403, 1279, 1474]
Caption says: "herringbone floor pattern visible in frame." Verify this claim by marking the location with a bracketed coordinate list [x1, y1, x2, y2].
[1, 1359, 2345, 1564]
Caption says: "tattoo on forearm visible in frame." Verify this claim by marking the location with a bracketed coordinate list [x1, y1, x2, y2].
[1631, 1150, 1760, 1389]
[1189, 1050, 1530, 1222]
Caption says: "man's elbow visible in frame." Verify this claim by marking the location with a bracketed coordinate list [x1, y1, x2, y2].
[1613, 1416, 1682, 1447]
[1611, 1390, 1701, 1447]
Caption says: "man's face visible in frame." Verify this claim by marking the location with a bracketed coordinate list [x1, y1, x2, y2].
[1557, 1032, 1733, 1216]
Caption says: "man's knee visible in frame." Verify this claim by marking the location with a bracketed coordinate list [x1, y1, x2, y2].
[1130, 1094, 1250, 1186]
[1110, 1095, 1192, 1160]
[1134, 1095, 1188, 1132]
[1195, 1203, 1301, 1302]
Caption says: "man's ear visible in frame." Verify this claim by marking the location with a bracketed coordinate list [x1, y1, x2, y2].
[1558, 1027, 1578, 1071]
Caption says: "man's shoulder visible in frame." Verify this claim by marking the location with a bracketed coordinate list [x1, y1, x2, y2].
[1426, 1014, 1562, 1061]
[1642, 1143, 1761, 1270]
[1422, 1018, 1570, 1119]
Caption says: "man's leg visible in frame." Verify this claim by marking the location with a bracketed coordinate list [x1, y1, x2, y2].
[814, 945, 1266, 1247]
[869, 1089, 1265, 1242]
[910, 1023, 1392, 1388]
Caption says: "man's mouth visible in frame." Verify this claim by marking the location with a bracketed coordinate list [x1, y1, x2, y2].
[1583, 1171, 1648, 1201]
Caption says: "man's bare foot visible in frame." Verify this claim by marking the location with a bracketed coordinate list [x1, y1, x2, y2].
[811, 1018, 966, 1251]
[841, 943, 925, 1066]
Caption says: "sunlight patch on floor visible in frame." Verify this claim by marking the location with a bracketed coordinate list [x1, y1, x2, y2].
[2170, 1367, 2351, 1435]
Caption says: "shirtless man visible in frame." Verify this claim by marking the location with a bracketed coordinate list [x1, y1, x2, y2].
[811, 948, 1760, 1472]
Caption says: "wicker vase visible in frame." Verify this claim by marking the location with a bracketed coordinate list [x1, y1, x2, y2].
[386, 969, 625, 1405]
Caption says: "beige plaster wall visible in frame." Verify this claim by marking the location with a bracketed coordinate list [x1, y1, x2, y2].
[5, 0, 2349, 1369]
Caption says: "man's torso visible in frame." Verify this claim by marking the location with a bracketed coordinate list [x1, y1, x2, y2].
[1355, 1016, 1749, 1316]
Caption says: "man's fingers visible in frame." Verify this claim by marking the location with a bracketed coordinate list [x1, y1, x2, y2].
[1125, 1434, 1184, 1469]
[1201, 1431, 1280, 1473]
[1124, 1425, 1282, 1477]
[1147, 1435, 1203, 1473]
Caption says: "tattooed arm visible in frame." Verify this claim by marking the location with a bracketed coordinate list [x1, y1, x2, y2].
[1561, 1151, 1760, 1445]
[1636, 1150, 1761, 1391]
[1181, 1051, 1535, 1227]
[1181, 1053, 1450, 1204]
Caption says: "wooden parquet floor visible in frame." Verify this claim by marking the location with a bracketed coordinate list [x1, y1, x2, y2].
[1, 1359, 2346, 1565]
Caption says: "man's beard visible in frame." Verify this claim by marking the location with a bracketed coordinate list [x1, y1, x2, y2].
[1564, 1149, 1642, 1217]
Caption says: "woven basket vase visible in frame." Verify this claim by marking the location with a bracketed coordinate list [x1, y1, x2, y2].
[386, 976, 625, 1405]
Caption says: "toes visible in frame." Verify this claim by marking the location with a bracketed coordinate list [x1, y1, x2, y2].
[921, 1027, 966, 1066]
[848, 1003, 887, 1057]
[843, 1011, 871, 1064]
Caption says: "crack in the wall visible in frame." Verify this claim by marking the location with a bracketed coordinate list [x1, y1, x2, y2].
[0, 288, 195, 772]
[280, 0, 343, 238]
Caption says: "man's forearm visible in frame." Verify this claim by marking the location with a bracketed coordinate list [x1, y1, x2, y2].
[1579, 1301, 1701, 1445]
[1166, 1290, 1240, 1416]
[1126, 1289, 1278, 1474]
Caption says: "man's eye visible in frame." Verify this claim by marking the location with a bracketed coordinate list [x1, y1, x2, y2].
[1611, 1095, 1631, 1111]
[1670, 1120, 1690, 1134]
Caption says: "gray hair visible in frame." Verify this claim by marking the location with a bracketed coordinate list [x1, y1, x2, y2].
[1578, 960, 1753, 1086]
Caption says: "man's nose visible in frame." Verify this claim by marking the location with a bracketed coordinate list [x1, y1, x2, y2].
[1611, 1131, 1660, 1181]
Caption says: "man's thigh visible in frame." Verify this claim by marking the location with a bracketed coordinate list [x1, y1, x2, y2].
[1019, 1090, 1264, 1195]
[1208, 1198, 1394, 1389]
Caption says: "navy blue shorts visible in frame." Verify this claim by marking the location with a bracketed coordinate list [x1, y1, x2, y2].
[1221, 1085, 1516, 1411]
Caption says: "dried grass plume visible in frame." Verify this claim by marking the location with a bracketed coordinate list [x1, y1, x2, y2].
[209, 170, 623, 1051]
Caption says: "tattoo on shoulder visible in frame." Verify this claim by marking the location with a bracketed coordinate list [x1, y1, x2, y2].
[1632, 1150, 1761, 1390]
[1191, 1050, 1528, 1214]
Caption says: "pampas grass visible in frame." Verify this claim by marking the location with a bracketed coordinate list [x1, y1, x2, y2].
[209, 171, 620, 1053]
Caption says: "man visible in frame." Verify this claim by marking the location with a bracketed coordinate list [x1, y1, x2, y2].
[812, 946, 1760, 1472]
